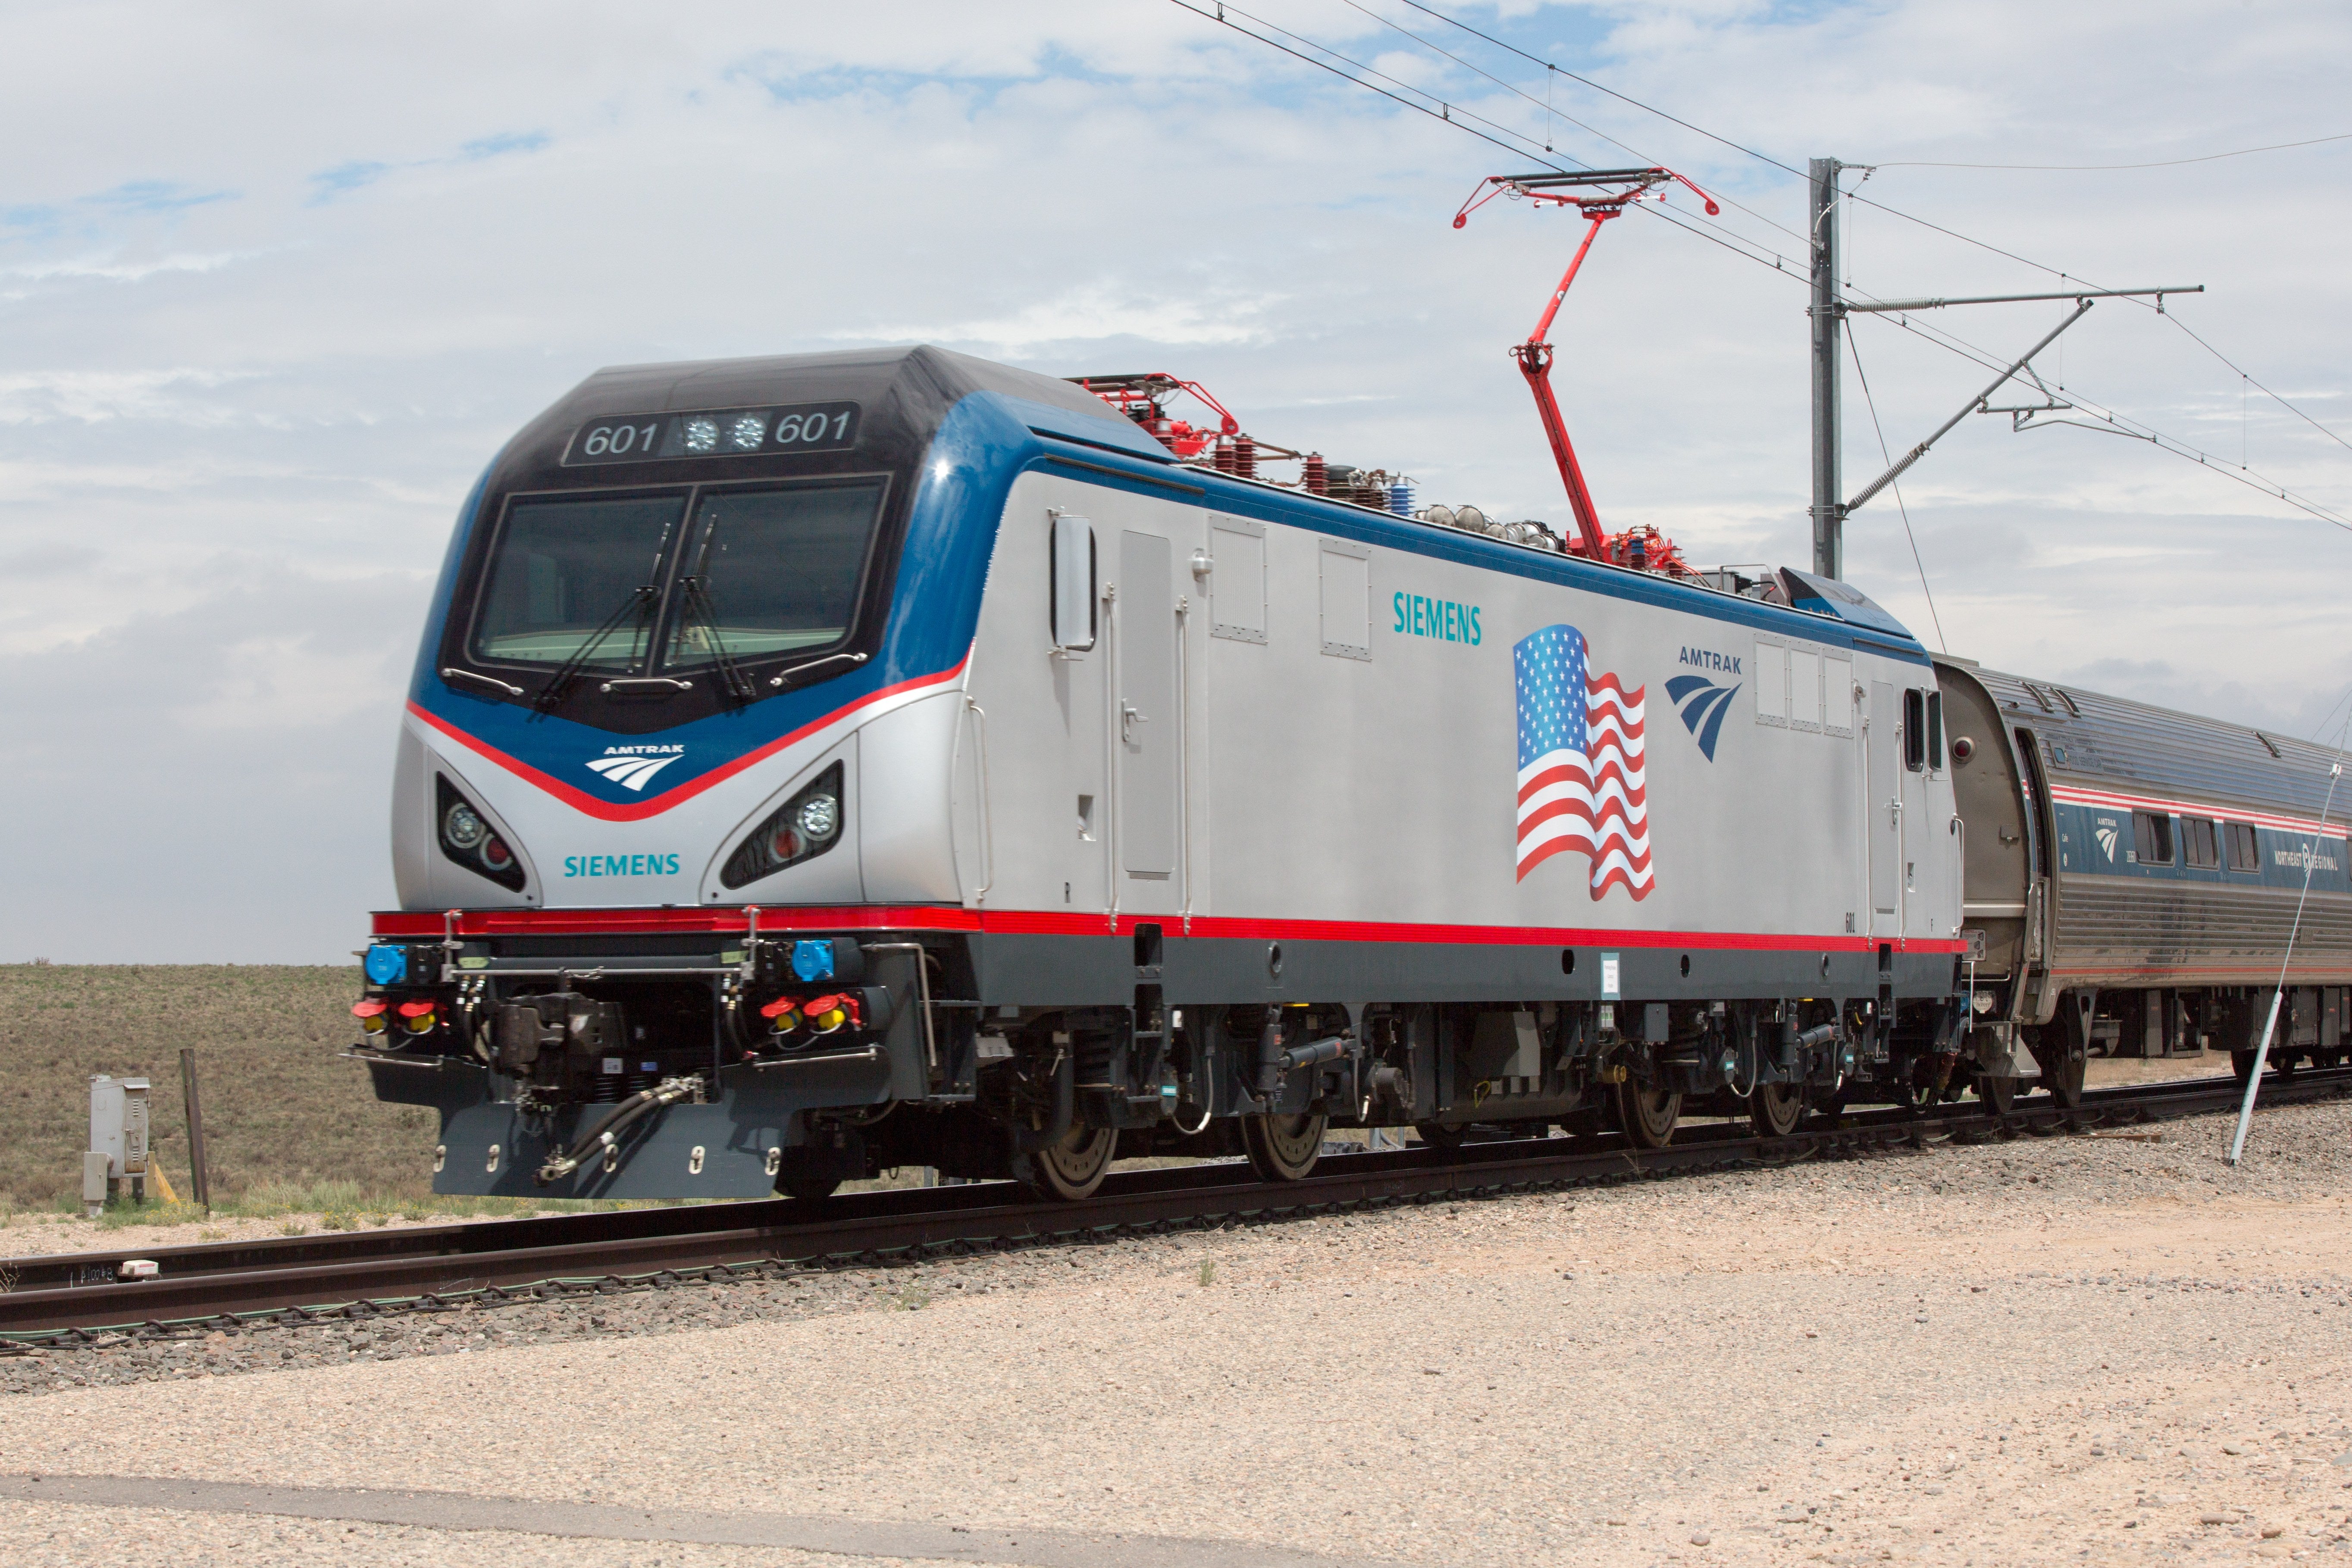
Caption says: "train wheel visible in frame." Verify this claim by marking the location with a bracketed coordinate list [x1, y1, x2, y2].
[1977, 1075, 2016, 1115]
[2275, 1050, 2302, 1078]
[2045, 1048, 2086, 1110]
[1748, 1081, 1805, 1138]
[1010, 1124, 1118, 1201]
[1412, 1121, 1466, 1151]
[1242, 1112, 1327, 1181]
[2232, 1048, 2258, 1083]
[780, 1176, 841, 1203]
[1616, 1081, 1681, 1149]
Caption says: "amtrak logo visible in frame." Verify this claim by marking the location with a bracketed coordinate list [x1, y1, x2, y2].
[1664, 675, 1741, 762]
[2094, 820, 2120, 861]
[586, 747, 685, 792]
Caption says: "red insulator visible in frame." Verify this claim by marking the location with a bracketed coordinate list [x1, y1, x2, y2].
[1304, 452, 1327, 495]
[1212, 438, 1236, 474]
[1147, 416, 1178, 454]
[1232, 436, 1256, 479]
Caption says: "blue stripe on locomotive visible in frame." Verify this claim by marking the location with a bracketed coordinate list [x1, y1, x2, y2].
[405, 387, 1930, 807]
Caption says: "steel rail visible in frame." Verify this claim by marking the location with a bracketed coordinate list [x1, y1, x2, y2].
[4, 1068, 2342, 1340]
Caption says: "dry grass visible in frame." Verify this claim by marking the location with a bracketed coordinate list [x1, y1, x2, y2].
[0, 964, 435, 1211]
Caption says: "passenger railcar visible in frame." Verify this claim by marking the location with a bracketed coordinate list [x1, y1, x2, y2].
[1938, 659, 2352, 1098]
[348, 344, 2096, 1201]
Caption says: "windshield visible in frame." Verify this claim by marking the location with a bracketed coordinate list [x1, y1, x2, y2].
[662, 482, 883, 670]
[471, 494, 686, 668]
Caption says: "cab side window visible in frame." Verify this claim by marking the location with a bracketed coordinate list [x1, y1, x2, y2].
[1903, 689, 1926, 771]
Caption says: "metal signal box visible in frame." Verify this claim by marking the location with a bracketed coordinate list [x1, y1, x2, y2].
[89, 1075, 153, 1201]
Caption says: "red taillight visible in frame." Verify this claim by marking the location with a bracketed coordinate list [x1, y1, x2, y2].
[482, 837, 513, 867]
[769, 826, 802, 861]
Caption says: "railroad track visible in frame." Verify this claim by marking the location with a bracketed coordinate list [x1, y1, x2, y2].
[4, 1068, 2343, 1340]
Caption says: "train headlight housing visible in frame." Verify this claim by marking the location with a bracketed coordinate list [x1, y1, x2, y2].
[721, 762, 845, 889]
[435, 775, 528, 892]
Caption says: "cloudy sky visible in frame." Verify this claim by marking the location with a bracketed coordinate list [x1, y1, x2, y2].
[3, 0, 2346, 962]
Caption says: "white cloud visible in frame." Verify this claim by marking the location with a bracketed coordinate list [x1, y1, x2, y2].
[0, 0, 2344, 958]
[853, 284, 1281, 351]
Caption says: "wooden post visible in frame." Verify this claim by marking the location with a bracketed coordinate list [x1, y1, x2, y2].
[179, 1047, 211, 1211]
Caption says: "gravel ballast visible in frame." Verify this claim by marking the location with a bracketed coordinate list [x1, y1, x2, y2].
[5, 1092, 2352, 1566]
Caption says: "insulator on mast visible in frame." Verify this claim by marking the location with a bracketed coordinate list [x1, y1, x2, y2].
[1232, 436, 1256, 479]
[1303, 452, 1327, 495]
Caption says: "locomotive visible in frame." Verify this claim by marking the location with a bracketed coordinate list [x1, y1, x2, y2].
[348, 344, 2349, 1200]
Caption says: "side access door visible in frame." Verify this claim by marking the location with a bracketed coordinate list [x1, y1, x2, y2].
[1866, 678, 1905, 939]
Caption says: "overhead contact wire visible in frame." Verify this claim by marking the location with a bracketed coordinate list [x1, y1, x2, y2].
[1174, 1, 2346, 525]
[1170, 0, 1812, 279]
[1376, 0, 2351, 466]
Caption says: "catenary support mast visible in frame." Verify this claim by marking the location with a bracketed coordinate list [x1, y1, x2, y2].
[1809, 156, 1845, 580]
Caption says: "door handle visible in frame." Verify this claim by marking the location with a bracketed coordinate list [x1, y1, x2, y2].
[1121, 701, 1147, 744]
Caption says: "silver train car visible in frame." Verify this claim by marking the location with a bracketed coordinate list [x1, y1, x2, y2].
[353, 344, 2005, 1200]
[1938, 659, 2352, 1095]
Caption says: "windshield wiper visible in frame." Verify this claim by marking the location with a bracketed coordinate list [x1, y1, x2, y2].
[676, 575, 754, 707]
[532, 585, 659, 717]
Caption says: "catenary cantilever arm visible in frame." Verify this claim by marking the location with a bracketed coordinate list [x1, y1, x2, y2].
[1845, 299, 2094, 515]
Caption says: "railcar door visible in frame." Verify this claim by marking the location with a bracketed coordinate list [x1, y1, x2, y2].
[1867, 678, 1904, 937]
[1117, 529, 1181, 906]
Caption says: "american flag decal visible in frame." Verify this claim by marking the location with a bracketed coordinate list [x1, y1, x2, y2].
[1514, 624, 1653, 898]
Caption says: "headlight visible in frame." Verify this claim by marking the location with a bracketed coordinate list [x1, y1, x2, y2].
[436, 775, 527, 892]
[443, 803, 487, 851]
[796, 792, 840, 841]
[722, 761, 846, 889]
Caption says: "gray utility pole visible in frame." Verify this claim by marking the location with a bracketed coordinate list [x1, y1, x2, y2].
[1809, 157, 1844, 579]
[1805, 149, 2199, 582]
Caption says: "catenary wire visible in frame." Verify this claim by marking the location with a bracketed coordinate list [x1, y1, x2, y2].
[1876, 132, 2352, 171]
[1336, 0, 1812, 248]
[1846, 332, 1948, 652]
[1169, 1, 1812, 277]
[1375, 0, 2352, 459]
[1171, 0, 2351, 528]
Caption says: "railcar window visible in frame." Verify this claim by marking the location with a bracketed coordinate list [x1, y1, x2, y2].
[2133, 810, 2174, 866]
[1903, 689, 1926, 771]
[2183, 817, 2220, 869]
[2227, 821, 2261, 871]
[472, 494, 688, 667]
[1926, 691, 1945, 770]
[662, 482, 883, 668]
